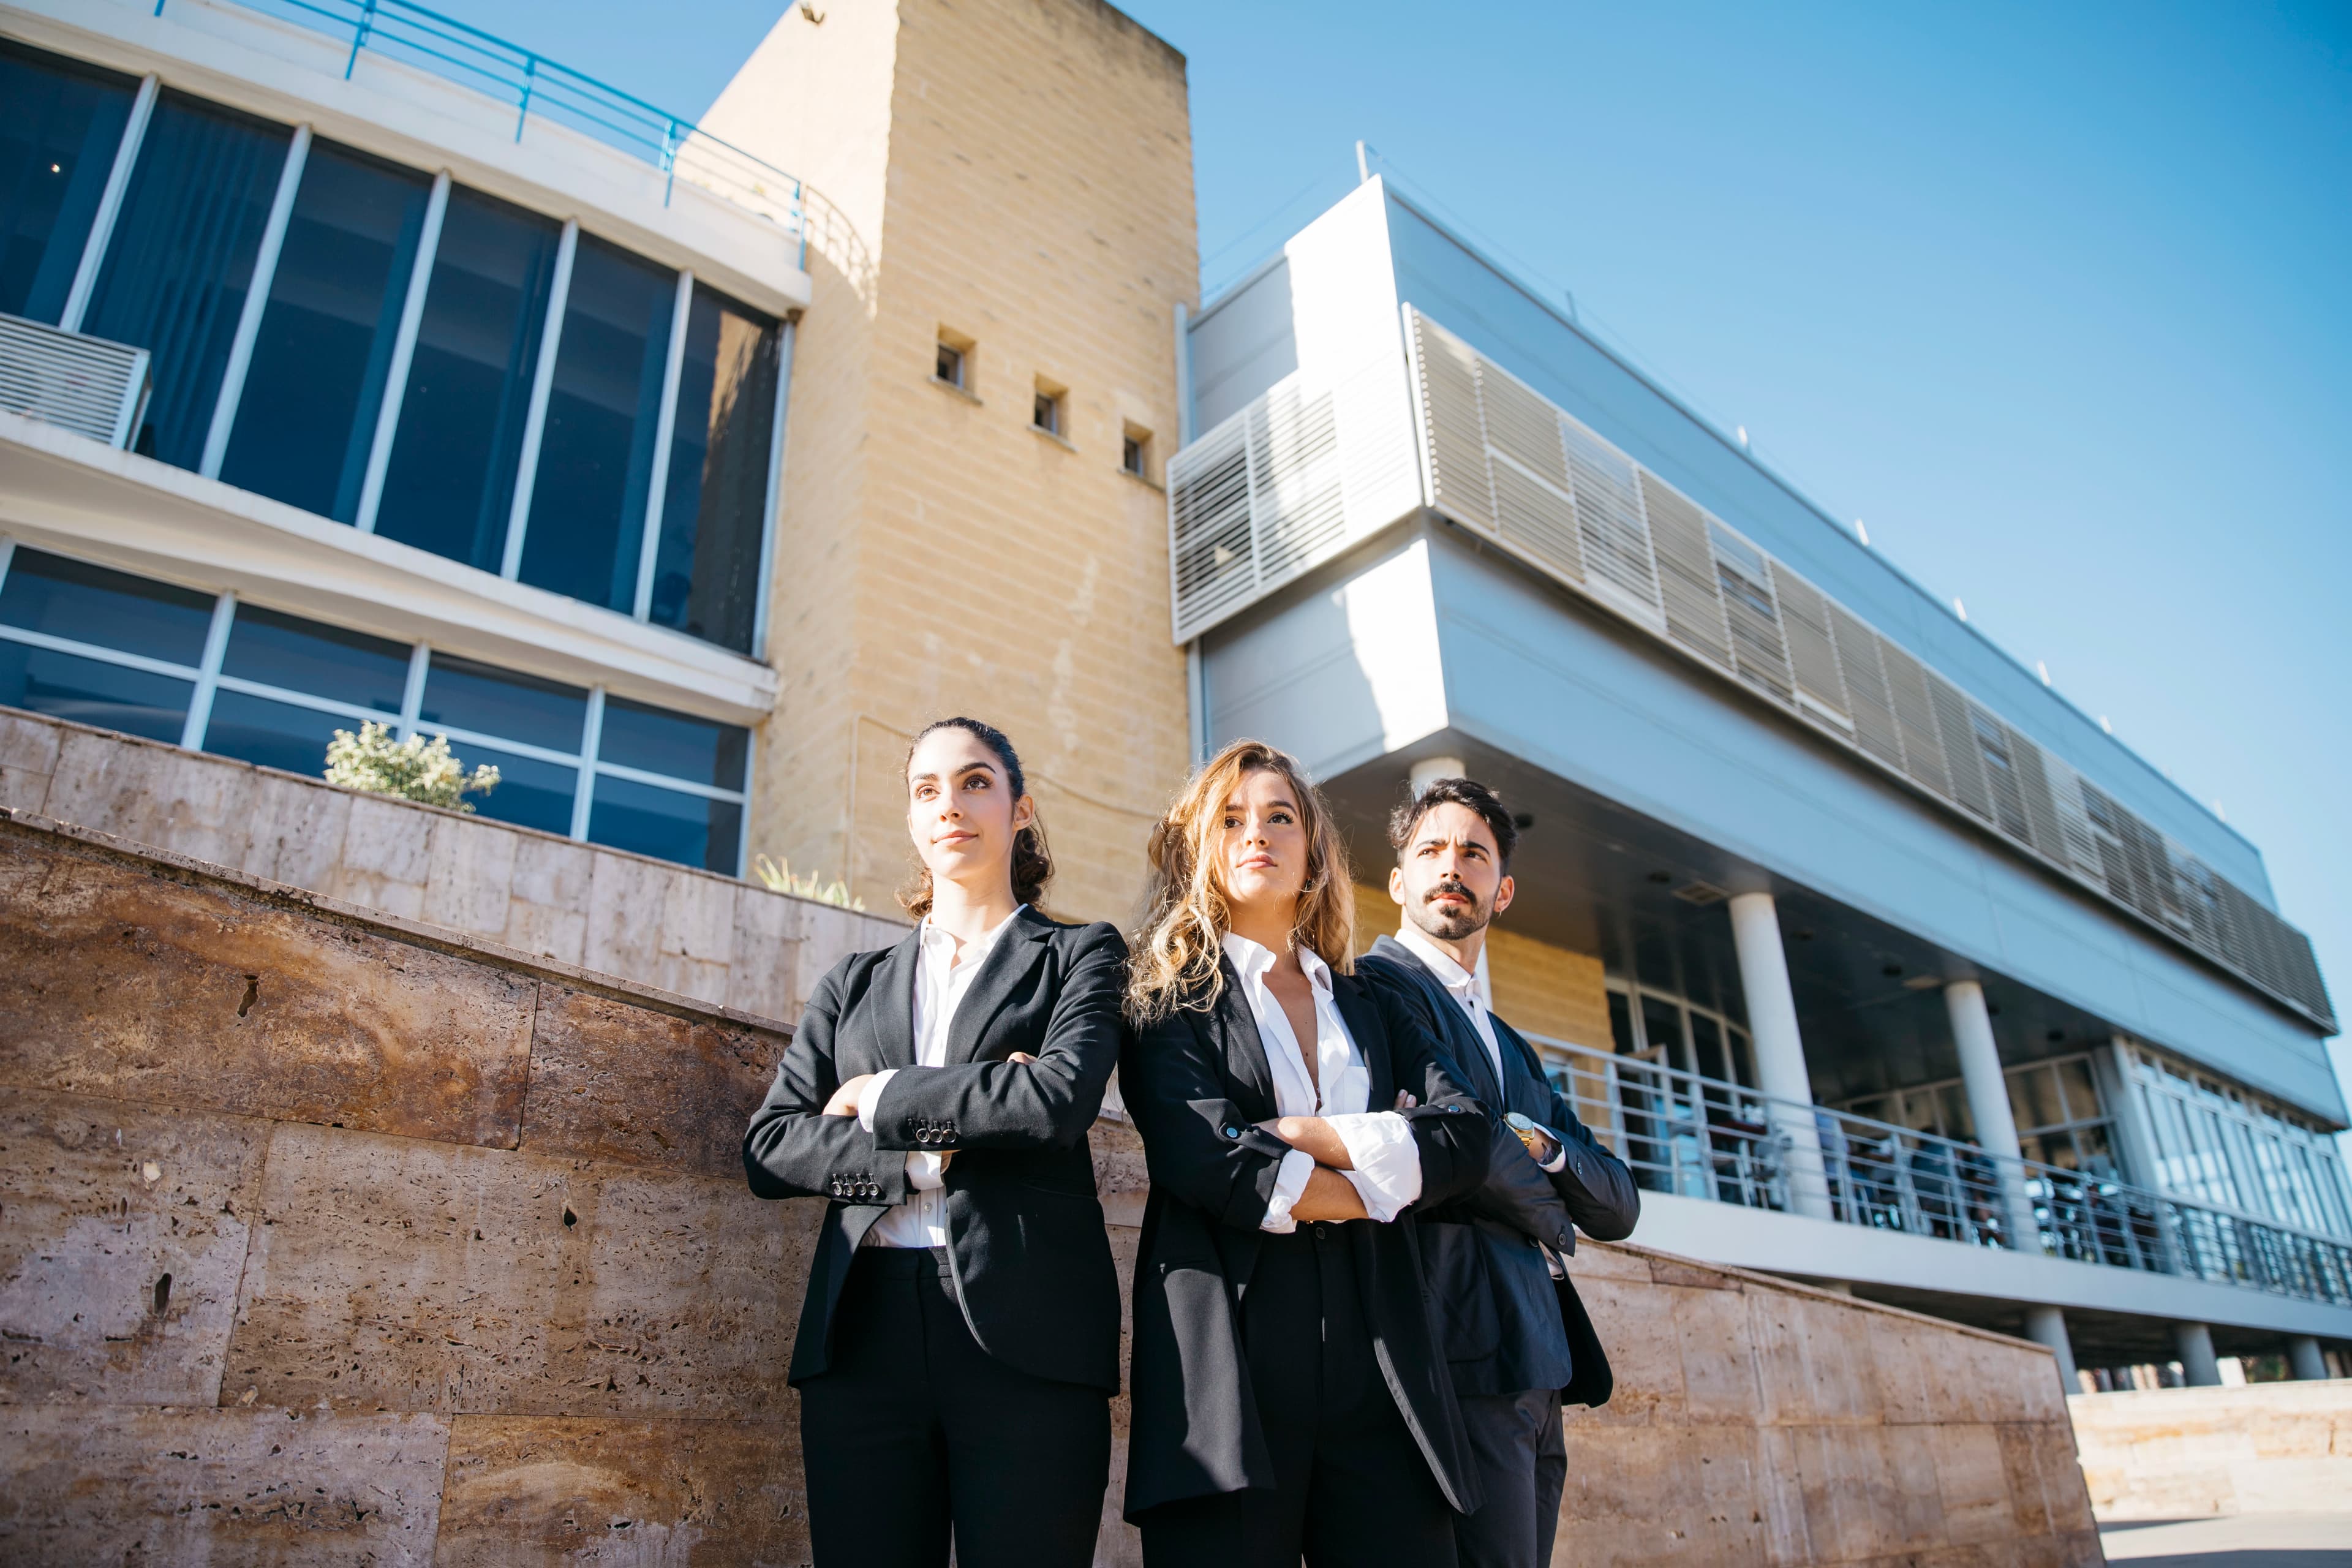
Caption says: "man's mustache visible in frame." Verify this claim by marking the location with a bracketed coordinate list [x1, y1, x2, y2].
[1423, 880, 1477, 904]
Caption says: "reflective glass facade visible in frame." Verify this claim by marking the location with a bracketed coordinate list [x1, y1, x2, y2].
[219, 139, 431, 519]
[0, 544, 750, 874]
[0, 40, 136, 323]
[5, 40, 782, 658]
[81, 89, 290, 467]
[2128, 1046, 2352, 1239]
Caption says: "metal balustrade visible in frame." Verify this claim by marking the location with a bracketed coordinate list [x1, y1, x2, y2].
[154, 0, 806, 257]
[1534, 1035, 2352, 1306]
[0, 312, 151, 448]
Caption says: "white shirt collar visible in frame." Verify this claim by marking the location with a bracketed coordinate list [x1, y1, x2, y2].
[1394, 922, 1479, 1000]
[1221, 930, 1333, 997]
[919, 903, 1027, 970]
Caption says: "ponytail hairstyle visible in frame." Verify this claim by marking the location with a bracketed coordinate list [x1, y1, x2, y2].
[1126, 738, 1355, 1023]
[898, 716, 1052, 919]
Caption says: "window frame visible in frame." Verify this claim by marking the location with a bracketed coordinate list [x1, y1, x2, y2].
[0, 540, 752, 875]
[38, 48, 788, 664]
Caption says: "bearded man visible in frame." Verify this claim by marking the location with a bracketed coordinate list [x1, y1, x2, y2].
[1357, 775, 1640, 1568]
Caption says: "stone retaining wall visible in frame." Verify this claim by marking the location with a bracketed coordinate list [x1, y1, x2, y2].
[0, 810, 2098, 1565]
[2068, 1381, 2352, 1520]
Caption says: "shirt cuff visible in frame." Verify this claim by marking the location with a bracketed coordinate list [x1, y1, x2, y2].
[1542, 1144, 1569, 1175]
[856, 1068, 901, 1133]
[1325, 1111, 1422, 1223]
[1260, 1149, 1314, 1233]
[905, 1151, 945, 1192]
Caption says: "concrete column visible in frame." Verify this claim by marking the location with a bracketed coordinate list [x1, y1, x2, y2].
[2175, 1322, 2222, 1387]
[2023, 1305, 2079, 1393]
[1945, 980, 2042, 1251]
[2287, 1335, 2329, 1382]
[1728, 891, 1831, 1219]
[1408, 755, 1468, 795]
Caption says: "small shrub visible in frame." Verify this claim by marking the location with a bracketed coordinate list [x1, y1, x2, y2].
[324, 722, 500, 813]
[752, 854, 865, 911]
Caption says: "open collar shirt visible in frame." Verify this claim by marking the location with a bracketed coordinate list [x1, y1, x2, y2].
[857, 904, 1025, 1249]
[1219, 932, 1423, 1232]
[1392, 922, 1569, 1175]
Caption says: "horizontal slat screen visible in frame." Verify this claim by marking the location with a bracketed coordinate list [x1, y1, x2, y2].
[1398, 307, 2334, 1031]
[0, 311, 150, 448]
[1169, 347, 1422, 644]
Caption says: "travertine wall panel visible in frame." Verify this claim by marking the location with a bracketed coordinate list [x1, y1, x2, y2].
[1, 707, 910, 1025]
[519, 984, 778, 1177]
[2067, 1379, 2352, 1518]
[0, 1405, 450, 1566]
[435, 1414, 804, 1566]
[225, 1125, 813, 1420]
[0, 812, 2100, 1565]
[0, 1090, 264, 1407]
[0, 839, 535, 1147]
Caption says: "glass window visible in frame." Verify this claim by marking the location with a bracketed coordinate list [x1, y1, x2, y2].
[80, 91, 292, 469]
[2054, 1058, 2101, 1123]
[374, 186, 559, 571]
[0, 643, 190, 741]
[518, 235, 676, 612]
[1640, 993, 1686, 1071]
[0, 40, 137, 323]
[647, 283, 778, 654]
[597, 695, 747, 791]
[417, 653, 586, 754]
[0, 548, 215, 663]
[200, 688, 349, 777]
[450, 742, 575, 836]
[219, 140, 431, 521]
[1607, 990, 1636, 1056]
[2007, 1063, 2068, 1133]
[588, 774, 741, 874]
[1688, 1011, 1728, 1084]
[220, 604, 408, 713]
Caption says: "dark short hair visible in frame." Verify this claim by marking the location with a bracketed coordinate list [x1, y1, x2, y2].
[1389, 776, 1518, 872]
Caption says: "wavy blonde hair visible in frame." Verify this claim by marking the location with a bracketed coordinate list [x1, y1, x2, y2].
[1126, 739, 1356, 1023]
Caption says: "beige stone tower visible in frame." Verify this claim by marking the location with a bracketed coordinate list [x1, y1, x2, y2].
[702, 0, 1196, 924]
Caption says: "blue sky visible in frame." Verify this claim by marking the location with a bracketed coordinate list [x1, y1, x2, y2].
[453, 0, 2350, 1108]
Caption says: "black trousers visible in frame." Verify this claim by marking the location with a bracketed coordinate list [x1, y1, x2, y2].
[799, 1246, 1110, 1568]
[1454, 1388, 1566, 1568]
[1137, 1221, 1457, 1568]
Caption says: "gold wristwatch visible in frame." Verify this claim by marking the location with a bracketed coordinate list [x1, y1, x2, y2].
[1505, 1112, 1560, 1158]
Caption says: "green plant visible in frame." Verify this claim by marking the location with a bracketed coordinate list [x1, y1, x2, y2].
[752, 853, 865, 911]
[323, 721, 500, 813]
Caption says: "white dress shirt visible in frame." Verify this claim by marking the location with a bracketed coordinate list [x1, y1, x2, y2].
[1393, 923, 1567, 1175]
[857, 905, 1025, 1248]
[1220, 933, 1423, 1232]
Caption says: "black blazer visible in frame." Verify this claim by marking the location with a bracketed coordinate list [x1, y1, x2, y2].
[1360, 937, 1640, 1406]
[1120, 957, 1493, 1520]
[742, 908, 1126, 1393]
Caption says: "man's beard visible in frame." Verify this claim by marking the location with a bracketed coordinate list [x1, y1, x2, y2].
[1408, 879, 1488, 942]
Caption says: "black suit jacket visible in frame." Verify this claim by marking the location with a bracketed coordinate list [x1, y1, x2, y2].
[1359, 935, 1639, 1405]
[742, 908, 1126, 1393]
[1120, 958, 1492, 1520]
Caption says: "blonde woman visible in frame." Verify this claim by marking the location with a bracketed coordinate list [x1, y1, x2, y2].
[1120, 739, 1491, 1567]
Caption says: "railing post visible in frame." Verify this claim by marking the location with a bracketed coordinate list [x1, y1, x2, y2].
[516, 56, 535, 143]
[663, 119, 678, 207]
[345, 0, 375, 80]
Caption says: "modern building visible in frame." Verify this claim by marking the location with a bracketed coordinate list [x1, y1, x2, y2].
[5, 0, 2344, 1393]
[0, 0, 1193, 921]
[1172, 177, 2349, 1383]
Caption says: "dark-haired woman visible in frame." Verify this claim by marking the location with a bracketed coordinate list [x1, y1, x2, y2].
[1121, 739, 1493, 1567]
[744, 718, 1125, 1568]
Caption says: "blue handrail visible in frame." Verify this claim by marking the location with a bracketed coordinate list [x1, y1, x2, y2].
[154, 0, 807, 267]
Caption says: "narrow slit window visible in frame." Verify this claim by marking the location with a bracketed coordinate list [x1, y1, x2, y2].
[1033, 379, 1065, 437]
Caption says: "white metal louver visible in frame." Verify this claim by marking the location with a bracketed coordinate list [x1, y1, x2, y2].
[1169, 348, 1422, 644]
[1393, 306, 2334, 1031]
[0, 311, 150, 448]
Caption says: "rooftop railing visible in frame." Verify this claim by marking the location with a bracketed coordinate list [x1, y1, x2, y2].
[1536, 1036, 2352, 1309]
[154, 0, 805, 262]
